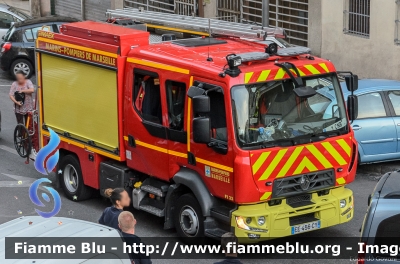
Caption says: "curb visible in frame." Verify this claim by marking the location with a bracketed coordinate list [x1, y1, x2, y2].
[357, 161, 400, 175]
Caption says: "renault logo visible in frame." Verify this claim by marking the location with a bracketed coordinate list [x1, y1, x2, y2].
[300, 175, 311, 191]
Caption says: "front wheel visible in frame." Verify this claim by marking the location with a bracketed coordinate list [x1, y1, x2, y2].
[13, 124, 31, 158]
[10, 59, 33, 79]
[174, 193, 205, 243]
[59, 155, 93, 201]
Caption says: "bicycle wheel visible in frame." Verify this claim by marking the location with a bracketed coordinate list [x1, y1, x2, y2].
[14, 124, 32, 158]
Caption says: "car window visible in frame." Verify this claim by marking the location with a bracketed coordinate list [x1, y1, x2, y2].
[24, 26, 52, 42]
[0, 11, 14, 29]
[373, 214, 400, 258]
[357, 92, 386, 119]
[388, 91, 400, 115]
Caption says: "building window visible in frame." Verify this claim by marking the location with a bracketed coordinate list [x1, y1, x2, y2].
[344, 0, 371, 38]
[396, 0, 400, 45]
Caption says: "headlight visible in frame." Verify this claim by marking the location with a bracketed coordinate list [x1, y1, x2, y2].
[246, 217, 252, 225]
[235, 216, 268, 233]
[340, 199, 347, 208]
[257, 216, 266, 226]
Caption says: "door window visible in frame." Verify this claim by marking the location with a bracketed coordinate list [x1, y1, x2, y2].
[24, 26, 51, 42]
[166, 80, 186, 131]
[388, 91, 400, 115]
[0, 12, 14, 29]
[133, 72, 162, 124]
[209, 90, 227, 142]
[357, 92, 386, 119]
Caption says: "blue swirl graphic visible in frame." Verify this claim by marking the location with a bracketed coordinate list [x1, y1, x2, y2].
[29, 178, 62, 218]
[34, 128, 60, 175]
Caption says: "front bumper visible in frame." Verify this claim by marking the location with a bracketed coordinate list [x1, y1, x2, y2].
[231, 186, 353, 243]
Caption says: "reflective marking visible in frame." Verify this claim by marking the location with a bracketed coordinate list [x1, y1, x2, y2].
[245, 72, 254, 83]
[276, 146, 304, 178]
[336, 177, 346, 185]
[336, 139, 351, 157]
[258, 149, 288, 181]
[127, 58, 189, 74]
[252, 152, 270, 174]
[260, 192, 272, 201]
[257, 70, 271, 82]
[294, 156, 318, 175]
[196, 157, 233, 173]
[304, 65, 320, 75]
[306, 145, 333, 168]
[322, 142, 347, 165]
[274, 68, 286, 80]
[319, 63, 329, 72]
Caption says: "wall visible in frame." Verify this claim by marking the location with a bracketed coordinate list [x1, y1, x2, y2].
[312, 0, 400, 80]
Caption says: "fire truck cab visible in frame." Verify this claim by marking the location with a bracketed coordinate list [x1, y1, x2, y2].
[32, 19, 358, 242]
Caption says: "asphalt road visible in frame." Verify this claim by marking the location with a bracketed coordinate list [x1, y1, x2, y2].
[0, 71, 382, 264]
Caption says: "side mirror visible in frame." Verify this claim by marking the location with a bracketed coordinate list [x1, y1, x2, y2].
[192, 95, 210, 114]
[367, 194, 372, 206]
[187, 85, 205, 98]
[294, 86, 316, 98]
[347, 95, 358, 121]
[345, 75, 358, 92]
[193, 117, 211, 144]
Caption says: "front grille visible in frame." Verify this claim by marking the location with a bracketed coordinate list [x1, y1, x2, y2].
[272, 170, 334, 198]
[287, 194, 313, 208]
[289, 213, 318, 226]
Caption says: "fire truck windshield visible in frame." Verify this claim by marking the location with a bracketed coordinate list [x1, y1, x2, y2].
[231, 73, 348, 148]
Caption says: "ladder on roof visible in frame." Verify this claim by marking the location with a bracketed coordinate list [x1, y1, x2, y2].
[105, 8, 286, 41]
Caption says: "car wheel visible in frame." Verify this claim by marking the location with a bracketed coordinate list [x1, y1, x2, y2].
[10, 59, 33, 79]
[174, 193, 205, 243]
[59, 155, 93, 201]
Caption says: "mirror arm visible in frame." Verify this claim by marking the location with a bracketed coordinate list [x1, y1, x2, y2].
[275, 62, 303, 87]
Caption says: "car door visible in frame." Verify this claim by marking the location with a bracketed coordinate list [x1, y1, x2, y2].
[386, 90, 400, 152]
[352, 91, 397, 158]
[0, 11, 15, 40]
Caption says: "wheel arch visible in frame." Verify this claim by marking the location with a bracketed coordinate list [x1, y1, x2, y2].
[171, 168, 215, 217]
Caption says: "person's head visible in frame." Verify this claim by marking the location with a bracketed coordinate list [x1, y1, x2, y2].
[104, 188, 130, 208]
[118, 211, 137, 233]
[221, 232, 238, 257]
[15, 71, 26, 84]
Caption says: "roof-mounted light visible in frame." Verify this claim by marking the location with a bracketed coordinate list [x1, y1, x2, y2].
[224, 54, 242, 77]
[276, 46, 311, 57]
[236, 52, 269, 62]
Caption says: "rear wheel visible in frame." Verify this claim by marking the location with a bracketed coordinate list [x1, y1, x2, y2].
[10, 59, 33, 79]
[174, 193, 205, 243]
[59, 155, 93, 201]
[13, 124, 31, 158]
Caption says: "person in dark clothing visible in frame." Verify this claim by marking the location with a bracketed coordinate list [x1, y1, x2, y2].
[214, 233, 243, 264]
[98, 188, 131, 230]
[119, 211, 152, 264]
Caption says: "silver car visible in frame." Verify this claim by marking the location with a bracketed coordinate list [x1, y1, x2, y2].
[0, 4, 31, 40]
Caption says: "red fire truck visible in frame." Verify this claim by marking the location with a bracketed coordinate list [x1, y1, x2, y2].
[17, 14, 358, 242]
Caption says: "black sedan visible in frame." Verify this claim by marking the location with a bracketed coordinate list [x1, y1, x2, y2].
[0, 16, 78, 79]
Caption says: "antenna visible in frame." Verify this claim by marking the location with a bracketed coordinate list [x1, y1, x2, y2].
[206, 18, 213, 62]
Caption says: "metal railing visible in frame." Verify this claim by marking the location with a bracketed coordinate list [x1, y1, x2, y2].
[343, 0, 371, 38]
[396, 0, 400, 45]
[217, 0, 309, 46]
[124, 0, 196, 16]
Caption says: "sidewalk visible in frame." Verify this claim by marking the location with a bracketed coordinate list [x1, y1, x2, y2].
[3, 0, 30, 12]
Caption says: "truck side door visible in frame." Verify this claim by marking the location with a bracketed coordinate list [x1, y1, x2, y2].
[187, 78, 235, 201]
[124, 66, 169, 180]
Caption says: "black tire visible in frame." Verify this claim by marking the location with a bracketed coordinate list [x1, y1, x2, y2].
[10, 59, 34, 79]
[59, 155, 93, 201]
[13, 124, 31, 158]
[174, 193, 205, 243]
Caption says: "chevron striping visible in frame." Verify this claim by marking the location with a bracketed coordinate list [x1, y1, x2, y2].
[258, 149, 288, 181]
[306, 144, 333, 168]
[277, 146, 304, 178]
[252, 152, 270, 174]
[322, 142, 347, 165]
